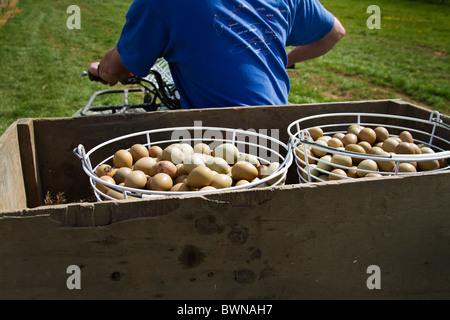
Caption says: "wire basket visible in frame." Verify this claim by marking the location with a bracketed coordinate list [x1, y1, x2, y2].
[74, 125, 293, 201]
[287, 111, 450, 183]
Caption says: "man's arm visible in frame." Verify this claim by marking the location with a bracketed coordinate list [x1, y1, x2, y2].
[88, 46, 131, 85]
[287, 17, 346, 68]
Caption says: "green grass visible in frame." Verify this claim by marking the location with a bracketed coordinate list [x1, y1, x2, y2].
[0, 0, 449, 135]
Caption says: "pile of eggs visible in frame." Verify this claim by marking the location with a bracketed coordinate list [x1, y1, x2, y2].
[94, 142, 285, 200]
[295, 124, 448, 182]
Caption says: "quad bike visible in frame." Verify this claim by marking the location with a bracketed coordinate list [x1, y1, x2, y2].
[75, 58, 181, 116]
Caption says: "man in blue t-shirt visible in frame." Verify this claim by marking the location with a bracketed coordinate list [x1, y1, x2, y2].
[89, 0, 345, 109]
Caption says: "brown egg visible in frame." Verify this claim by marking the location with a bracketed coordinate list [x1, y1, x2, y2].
[327, 138, 344, 149]
[231, 161, 259, 181]
[156, 160, 178, 179]
[358, 141, 372, 153]
[399, 131, 414, 143]
[418, 160, 440, 171]
[358, 128, 377, 145]
[161, 144, 185, 164]
[170, 182, 191, 192]
[295, 144, 316, 167]
[149, 173, 173, 191]
[182, 153, 206, 174]
[95, 164, 114, 177]
[257, 162, 281, 185]
[133, 157, 157, 175]
[307, 127, 323, 141]
[106, 188, 126, 200]
[97, 175, 116, 194]
[199, 186, 217, 192]
[411, 143, 422, 154]
[368, 146, 383, 154]
[174, 174, 188, 185]
[333, 132, 345, 141]
[210, 174, 233, 189]
[345, 144, 366, 164]
[236, 153, 260, 167]
[235, 180, 250, 186]
[205, 156, 231, 174]
[124, 170, 147, 189]
[347, 166, 359, 178]
[374, 127, 390, 142]
[148, 145, 163, 158]
[374, 149, 395, 173]
[114, 167, 133, 184]
[382, 138, 399, 153]
[311, 139, 328, 157]
[398, 163, 417, 173]
[328, 168, 347, 180]
[193, 143, 211, 155]
[212, 143, 240, 164]
[331, 154, 353, 168]
[187, 166, 214, 188]
[395, 142, 415, 155]
[342, 133, 358, 146]
[357, 159, 378, 177]
[347, 124, 364, 136]
[113, 149, 133, 168]
[130, 144, 149, 162]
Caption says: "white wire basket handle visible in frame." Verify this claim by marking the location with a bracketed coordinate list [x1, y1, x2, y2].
[287, 111, 450, 183]
[74, 125, 293, 202]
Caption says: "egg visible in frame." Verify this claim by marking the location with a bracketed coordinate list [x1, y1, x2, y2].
[148, 145, 163, 158]
[331, 154, 353, 169]
[161, 144, 185, 164]
[357, 159, 378, 177]
[374, 127, 390, 142]
[236, 153, 260, 167]
[307, 127, 323, 141]
[347, 125, 364, 136]
[95, 164, 114, 177]
[205, 156, 230, 174]
[174, 174, 188, 185]
[113, 149, 133, 168]
[342, 133, 358, 146]
[327, 138, 344, 149]
[124, 170, 147, 189]
[170, 183, 191, 192]
[235, 180, 250, 186]
[199, 186, 217, 192]
[382, 138, 399, 153]
[328, 168, 347, 180]
[358, 141, 373, 153]
[97, 175, 116, 194]
[182, 153, 206, 174]
[333, 132, 345, 141]
[106, 188, 126, 200]
[149, 173, 173, 191]
[398, 162, 417, 173]
[187, 166, 214, 188]
[210, 174, 233, 189]
[311, 139, 328, 157]
[395, 142, 415, 155]
[156, 160, 178, 179]
[231, 161, 259, 181]
[130, 144, 149, 162]
[114, 167, 133, 184]
[347, 166, 359, 178]
[133, 157, 157, 175]
[344, 144, 366, 164]
[258, 162, 281, 185]
[317, 155, 333, 172]
[193, 143, 211, 155]
[316, 135, 332, 143]
[295, 144, 316, 167]
[177, 143, 194, 157]
[418, 160, 440, 171]
[399, 131, 414, 143]
[374, 149, 395, 173]
[358, 128, 377, 145]
[212, 143, 240, 164]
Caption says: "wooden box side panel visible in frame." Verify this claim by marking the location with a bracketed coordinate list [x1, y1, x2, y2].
[1, 171, 449, 300]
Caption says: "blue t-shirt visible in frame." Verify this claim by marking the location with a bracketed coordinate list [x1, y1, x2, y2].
[117, 0, 335, 109]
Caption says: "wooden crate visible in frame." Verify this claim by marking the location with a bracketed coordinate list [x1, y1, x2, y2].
[0, 99, 449, 299]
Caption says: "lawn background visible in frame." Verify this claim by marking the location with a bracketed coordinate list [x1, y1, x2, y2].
[0, 0, 449, 135]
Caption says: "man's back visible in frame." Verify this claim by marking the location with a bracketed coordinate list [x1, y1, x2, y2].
[99, 1, 339, 109]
